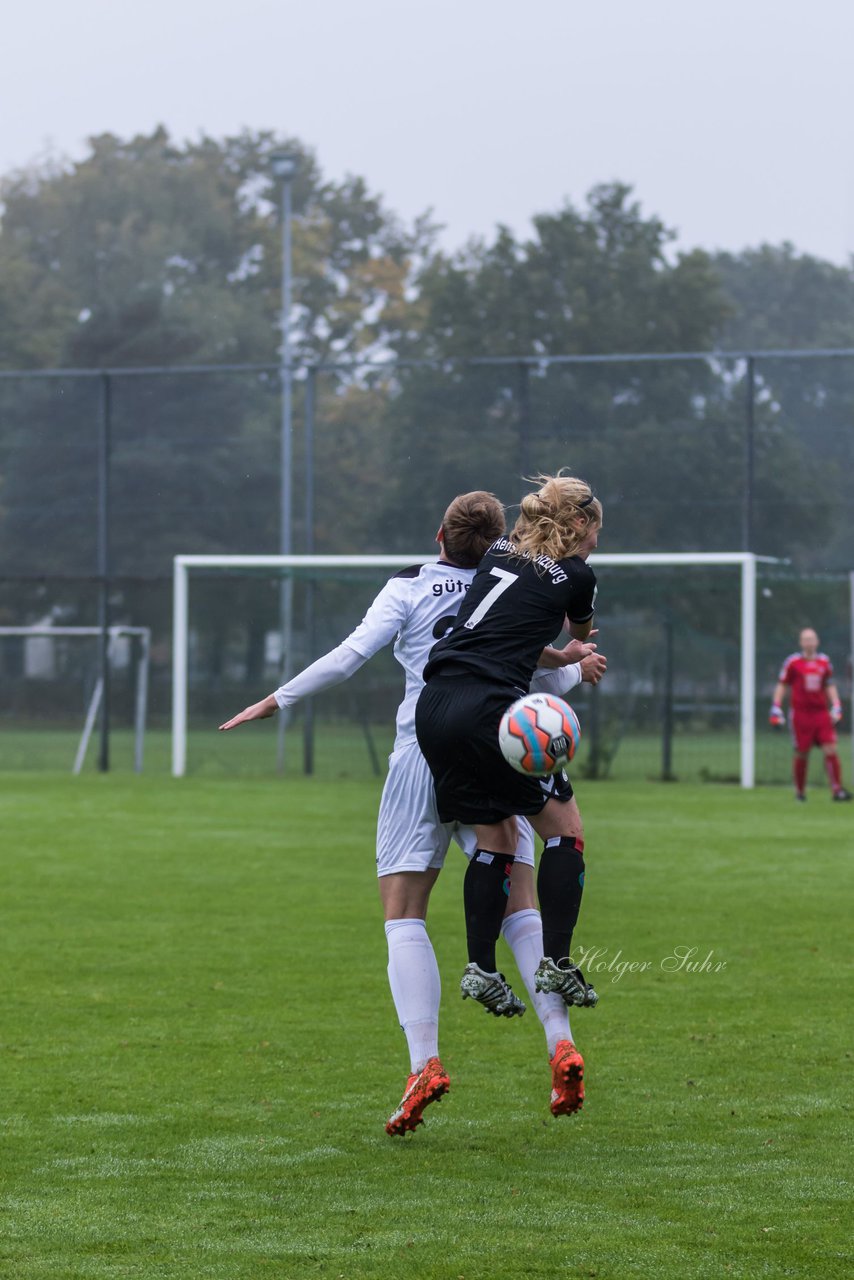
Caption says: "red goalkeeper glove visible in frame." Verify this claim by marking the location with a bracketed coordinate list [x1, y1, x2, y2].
[769, 704, 785, 727]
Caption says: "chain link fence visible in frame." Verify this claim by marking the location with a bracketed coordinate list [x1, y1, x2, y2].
[1, 351, 851, 779]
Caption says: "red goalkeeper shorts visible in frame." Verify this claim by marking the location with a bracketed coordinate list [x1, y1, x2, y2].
[791, 711, 836, 753]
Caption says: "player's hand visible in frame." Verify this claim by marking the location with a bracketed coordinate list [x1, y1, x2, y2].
[539, 635, 597, 669]
[830, 702, 843, 725]
[219, 695, 278, 730]
[768, 704, 786, 728]
[580, 652, 607, 685]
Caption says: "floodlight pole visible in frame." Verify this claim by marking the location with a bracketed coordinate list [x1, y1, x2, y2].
[271, 152, 297, 773]
[97, 372, 112, 772]
[303, 366, 317, 775]
[743, 356, 756, 552]
[517, 362, 531, 477]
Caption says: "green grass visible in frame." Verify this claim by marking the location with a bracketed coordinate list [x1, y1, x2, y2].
[1, 775, 851, 1278]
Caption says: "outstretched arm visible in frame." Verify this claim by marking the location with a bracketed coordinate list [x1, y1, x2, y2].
[219, 694, 279, 731]
[219, 643, 367, 731]
[219, 575, 408, 732]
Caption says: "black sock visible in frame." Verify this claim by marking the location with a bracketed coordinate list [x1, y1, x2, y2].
[463, 850, 515, 971]
[537, 836, 585, 961]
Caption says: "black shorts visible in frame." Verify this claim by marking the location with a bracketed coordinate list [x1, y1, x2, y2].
[539, 768, 574, 805]
[415, 674, 566, 825]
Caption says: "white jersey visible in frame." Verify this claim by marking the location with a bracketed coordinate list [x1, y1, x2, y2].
[345, 561, 476, 746]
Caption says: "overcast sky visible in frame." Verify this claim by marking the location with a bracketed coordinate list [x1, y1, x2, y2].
[4, 0, 853, 263]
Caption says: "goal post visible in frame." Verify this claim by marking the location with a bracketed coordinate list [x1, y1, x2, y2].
[172, 551, 780, 785]
[171, 554, 422, 779]
[0, 625, 151, 773]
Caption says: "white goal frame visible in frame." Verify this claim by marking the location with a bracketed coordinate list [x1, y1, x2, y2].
[172, 551, 783, 785]
[0, 625, 151, 773]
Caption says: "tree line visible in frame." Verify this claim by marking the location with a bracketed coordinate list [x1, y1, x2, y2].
[0, 126, 852, 638]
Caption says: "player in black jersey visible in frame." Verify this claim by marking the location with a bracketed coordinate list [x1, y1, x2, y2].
[219, 487, 601, 1129]
[416, 472, 602, 1112]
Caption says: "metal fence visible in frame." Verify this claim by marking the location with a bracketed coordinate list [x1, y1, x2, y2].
[0, 349, 852, 777]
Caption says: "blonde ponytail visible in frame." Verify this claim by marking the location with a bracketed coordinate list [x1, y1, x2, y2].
[509, 472, 601, 561]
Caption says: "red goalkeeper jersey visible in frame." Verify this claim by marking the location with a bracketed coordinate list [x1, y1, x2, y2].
[778, 652, 834, 715]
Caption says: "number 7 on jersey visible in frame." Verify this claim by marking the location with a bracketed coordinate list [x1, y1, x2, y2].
[463, 567, 518, 630]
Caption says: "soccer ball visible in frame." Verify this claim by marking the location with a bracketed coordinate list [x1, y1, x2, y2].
[498, 692, 581, 776]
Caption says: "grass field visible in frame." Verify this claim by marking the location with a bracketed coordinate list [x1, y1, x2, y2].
[1, 773, 851, 1279]
[0, 719, 847, 788]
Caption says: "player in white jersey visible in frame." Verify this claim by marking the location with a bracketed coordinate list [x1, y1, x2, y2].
[219, 492, 605, 1134]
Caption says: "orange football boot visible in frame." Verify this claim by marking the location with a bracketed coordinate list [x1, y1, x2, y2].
[385, 1057, 450, 1136]
[549, 1040, 585, 1117]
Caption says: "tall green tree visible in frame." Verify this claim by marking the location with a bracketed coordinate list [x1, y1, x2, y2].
[0, 129, 434, 637]
[378, 184, 739, 552]
[373, 188, 838, 568]
[407, 183, 724, 359]
[712, 244, 854, 351]
[0, 127, 427, 370]
[711, 245, 854, 569]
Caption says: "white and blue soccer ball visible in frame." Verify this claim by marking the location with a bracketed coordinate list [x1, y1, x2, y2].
[498, 692, 581, 776]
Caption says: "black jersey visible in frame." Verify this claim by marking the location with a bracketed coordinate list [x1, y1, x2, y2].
[422, 536, 596, 693]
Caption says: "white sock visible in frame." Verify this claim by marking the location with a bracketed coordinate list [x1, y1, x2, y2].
[501, 908, 572, 1057]
[384, 918, 441, 1074]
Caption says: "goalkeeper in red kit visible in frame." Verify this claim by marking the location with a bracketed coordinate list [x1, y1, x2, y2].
[769, 627, 851, 802]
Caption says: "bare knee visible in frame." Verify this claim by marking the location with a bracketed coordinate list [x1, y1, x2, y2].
[506, 861, 536, 914]
[473, 817, 518, 856]
[379, 869, 439, 920]
[528, 796, 583, 844]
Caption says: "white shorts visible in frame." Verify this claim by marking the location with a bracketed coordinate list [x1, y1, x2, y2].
[453, 817, 535, 867]
[376, 739, 536, 877]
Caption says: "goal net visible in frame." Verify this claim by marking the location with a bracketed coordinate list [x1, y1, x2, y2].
[171, 552, 831, 787]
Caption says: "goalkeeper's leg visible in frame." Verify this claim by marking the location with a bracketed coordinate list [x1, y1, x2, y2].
[821, 739, 850, 799]
[793, 749, 808, 798]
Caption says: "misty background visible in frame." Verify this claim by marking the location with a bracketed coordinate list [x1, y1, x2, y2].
[0, 0, 851, 777]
